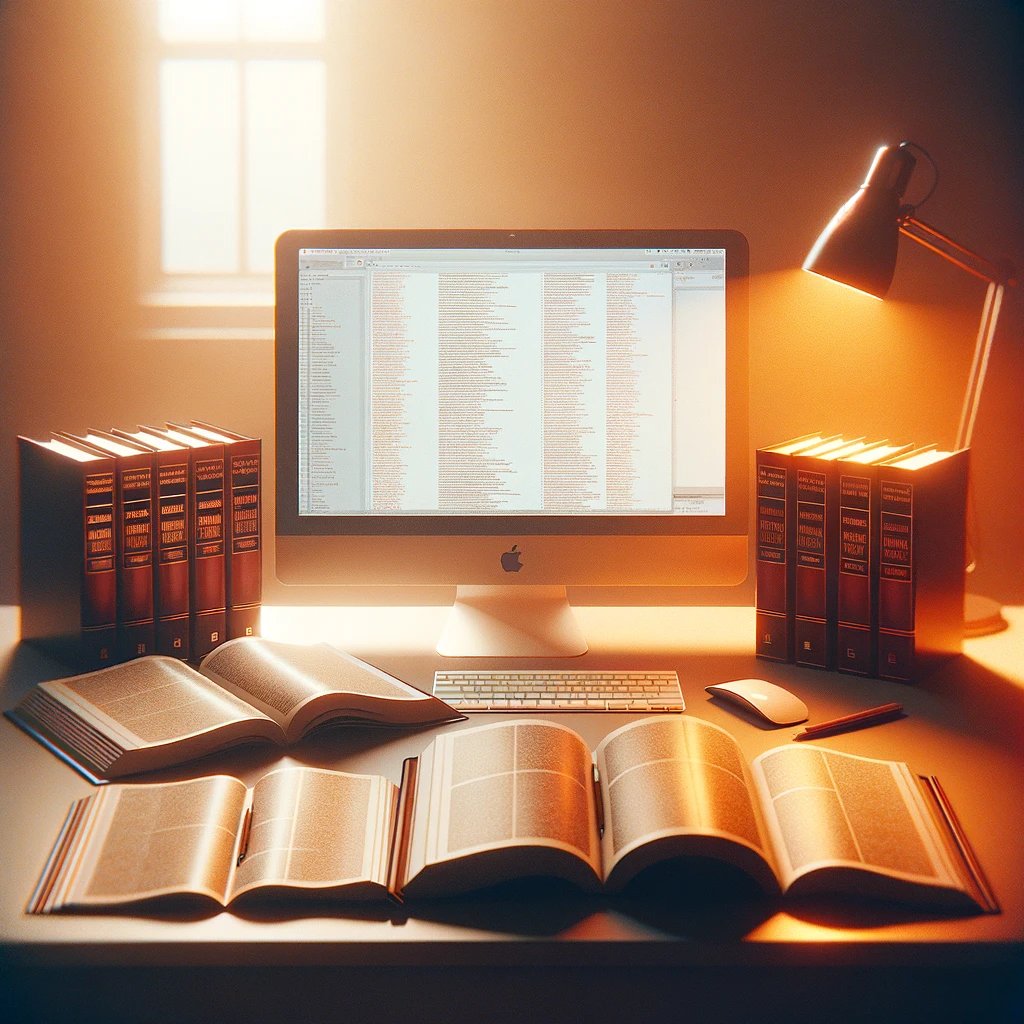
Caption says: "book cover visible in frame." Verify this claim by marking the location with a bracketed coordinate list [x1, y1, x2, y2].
[113, 427, 192, 660]
[836, 468, 874, 676]
[184, 422, 262, 641]
[790, 437, 856, 669]
[18, 436, 118, 669]
[833, 443, 913, 677]
[754, 433, 836, 664]
[62, 432, 158, 661]
[875, 448, 968, 682]
[158, 425, 228, 660]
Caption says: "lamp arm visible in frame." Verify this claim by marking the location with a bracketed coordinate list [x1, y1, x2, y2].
[898, 214, 1017, 286]
[897, 214, 1016, 451]
[956, 281, 1005, 451]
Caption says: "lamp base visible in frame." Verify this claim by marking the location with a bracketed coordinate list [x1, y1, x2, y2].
[964, 591, 1008, 638]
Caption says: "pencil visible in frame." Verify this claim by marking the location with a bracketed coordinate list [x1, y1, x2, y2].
[793, 702, 904, 740]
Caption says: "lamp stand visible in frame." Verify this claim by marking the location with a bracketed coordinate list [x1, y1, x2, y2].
[900, 215, 1013, 637]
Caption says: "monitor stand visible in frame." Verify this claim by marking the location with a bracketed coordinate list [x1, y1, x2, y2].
[436, 585, 589, 658]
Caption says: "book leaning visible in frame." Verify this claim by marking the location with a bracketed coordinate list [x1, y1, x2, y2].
[28, 716, 997, 914]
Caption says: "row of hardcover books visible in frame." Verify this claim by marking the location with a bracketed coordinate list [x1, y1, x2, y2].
[19, 421, 261, 669]
[755, 432, 968, 682]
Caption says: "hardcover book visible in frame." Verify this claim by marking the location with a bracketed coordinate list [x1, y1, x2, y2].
[834, 443, 914, 677]
[875, 447, 969, 681]
[179, 422, 262, 641]
[27, 716, 997, 915]
[790, 437, 865, 669]
[754, 434, 838, 663]
[155, 425, 229, 659]
[6, 637, 464, 784]
[802, 438, 904, 671]
[18, 436, 118, 669]
[113, 427, 193, 660]
[61, 432, 158, 661]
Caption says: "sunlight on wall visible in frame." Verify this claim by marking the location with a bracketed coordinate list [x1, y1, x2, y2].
[156, 0, 326, 276]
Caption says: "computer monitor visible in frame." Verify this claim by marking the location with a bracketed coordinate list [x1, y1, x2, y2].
[275, 229, 749, 656]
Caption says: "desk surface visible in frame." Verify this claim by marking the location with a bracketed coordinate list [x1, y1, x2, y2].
[2, 603, 1022, 1021]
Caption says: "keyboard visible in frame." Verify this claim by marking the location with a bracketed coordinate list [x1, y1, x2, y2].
[432, 669, 684, 712]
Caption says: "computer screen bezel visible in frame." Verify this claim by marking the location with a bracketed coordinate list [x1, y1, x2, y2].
[275, 228, 748, 559]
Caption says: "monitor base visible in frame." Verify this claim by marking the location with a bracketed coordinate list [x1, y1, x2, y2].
[437, 585, 589, 658]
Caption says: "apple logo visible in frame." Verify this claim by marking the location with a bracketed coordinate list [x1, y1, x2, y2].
[500, 544, 523, 573]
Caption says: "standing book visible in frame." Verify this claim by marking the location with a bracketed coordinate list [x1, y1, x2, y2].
[27, 716, 997, 915]
[833, 443, 913, 677]
[790, 437, 869, 669]
[151, 425, 228, 660]
[875, 447, 968, 681]
[114, 427, 193, 660]
[754, 434, 839, 664]
[176, 421, 262, 641]
[18, 436, 118, 669]
[61, 431, 158, 661]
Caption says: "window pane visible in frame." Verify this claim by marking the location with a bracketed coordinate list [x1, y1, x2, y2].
[245, 60, 326, 273]
[161, 60, 241, 273]
[159, 0, 240, 42]
[243, 0, 324, 41]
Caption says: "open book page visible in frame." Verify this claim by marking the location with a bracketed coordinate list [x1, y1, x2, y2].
[200, 638, 456, 740]
[229, 766, 396, 902]
[15, 657, 280, 778]
[48, 776, 247, 910]
[401, 720, 602, 897]
[596, 717, 779, 893]
[752, 745, 968, 903]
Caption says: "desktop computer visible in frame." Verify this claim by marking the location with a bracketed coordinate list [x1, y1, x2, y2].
[274, 229, 749, 657]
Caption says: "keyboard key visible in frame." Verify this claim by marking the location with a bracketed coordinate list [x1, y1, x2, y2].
[432, 670, 684, 713]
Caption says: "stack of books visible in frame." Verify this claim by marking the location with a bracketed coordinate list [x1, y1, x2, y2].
[18, 420, 262, 668]
[755, 433, 968, 682]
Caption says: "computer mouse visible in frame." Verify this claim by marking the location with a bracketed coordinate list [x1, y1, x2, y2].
[704, 678, 809, 726]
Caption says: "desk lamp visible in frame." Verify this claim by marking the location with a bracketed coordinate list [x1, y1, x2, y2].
[803, 140, 1018, 636]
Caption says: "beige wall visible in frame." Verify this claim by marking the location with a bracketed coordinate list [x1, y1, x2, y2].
[1, 0, 1021, 607]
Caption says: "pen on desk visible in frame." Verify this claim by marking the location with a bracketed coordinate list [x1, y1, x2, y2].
[236, 806, 253, 865]
[793, 702, 905, 741]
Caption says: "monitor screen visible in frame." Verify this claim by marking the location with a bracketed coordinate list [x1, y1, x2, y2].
[275, 229, 748, 655]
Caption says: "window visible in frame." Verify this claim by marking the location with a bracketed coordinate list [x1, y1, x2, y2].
[141, 0, 328, 340]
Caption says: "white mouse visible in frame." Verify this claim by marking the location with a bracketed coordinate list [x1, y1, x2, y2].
[705, 678, 809, 726]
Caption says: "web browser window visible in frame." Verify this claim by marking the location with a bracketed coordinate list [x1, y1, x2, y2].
[297, 247, 726, 517]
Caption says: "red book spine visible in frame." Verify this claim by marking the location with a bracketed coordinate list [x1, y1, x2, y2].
[794, 465, 829, 668]
[81, 468, 118, 666]
[189, 445, 227, 659]
[115, 456, 156, 660]
[877, 477, 915, 681]
[836, 471, 874, 676]
[755, 451, 791, 662]
[155, 453, 191, 659]
[226, 439, 262, 639]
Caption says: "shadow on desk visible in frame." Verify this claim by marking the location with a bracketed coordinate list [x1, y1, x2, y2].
[40, 861, 985, 943]
[916, 653, 1024, 751]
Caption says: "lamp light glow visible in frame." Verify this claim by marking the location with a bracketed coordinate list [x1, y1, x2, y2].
[803, 140, 1018, 637]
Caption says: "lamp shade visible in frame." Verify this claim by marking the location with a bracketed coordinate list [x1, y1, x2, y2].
[803, 144, 918, 298]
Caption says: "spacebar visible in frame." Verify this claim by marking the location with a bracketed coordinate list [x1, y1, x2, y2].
[450, 700, 683, 712]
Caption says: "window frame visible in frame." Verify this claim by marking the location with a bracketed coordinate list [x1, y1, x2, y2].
[137, 0, 338, 342]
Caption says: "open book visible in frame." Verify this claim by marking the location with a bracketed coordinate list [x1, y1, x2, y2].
[29, 716, 997, 914]
[7, 637, 463, 783]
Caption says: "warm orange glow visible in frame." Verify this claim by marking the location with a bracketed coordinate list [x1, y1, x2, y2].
[802, 266, 884, 301]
